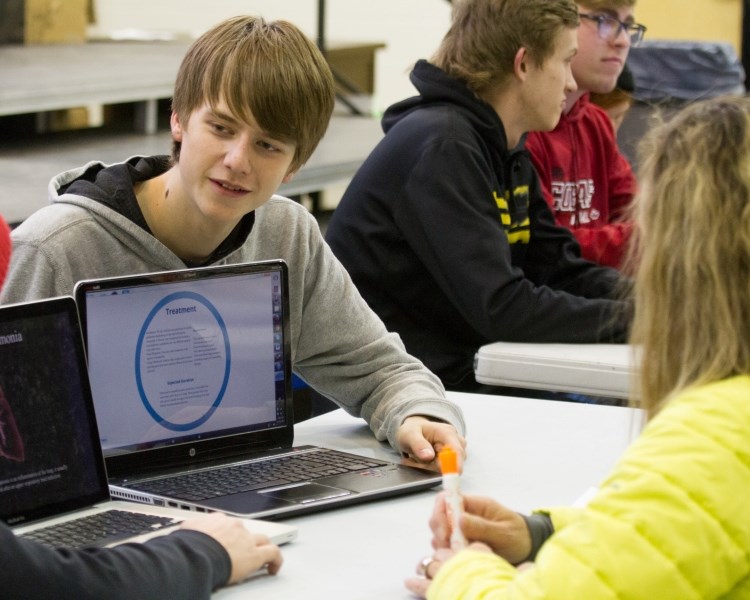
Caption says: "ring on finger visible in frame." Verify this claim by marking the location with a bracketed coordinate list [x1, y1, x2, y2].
[417, 556, 438, 579]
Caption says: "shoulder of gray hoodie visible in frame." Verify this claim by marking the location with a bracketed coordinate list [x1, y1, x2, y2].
[1, 161, 466, 451]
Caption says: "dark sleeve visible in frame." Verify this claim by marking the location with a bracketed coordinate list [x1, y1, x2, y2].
[0, 523, 231, 600]
[396, 137, 629, 343]
[521, 512, 555, 563]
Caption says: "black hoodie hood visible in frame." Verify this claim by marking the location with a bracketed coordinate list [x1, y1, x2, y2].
[382, 60, 516, 158]
[59, 155, 255, 267]
[61, 156, 170, 233]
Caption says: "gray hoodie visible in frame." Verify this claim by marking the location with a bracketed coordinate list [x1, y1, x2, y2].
[1, 157, 465, 451]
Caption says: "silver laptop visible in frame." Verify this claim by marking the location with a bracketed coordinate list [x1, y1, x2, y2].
[0, 296, 297, 547]
[74, 260, 441, 520]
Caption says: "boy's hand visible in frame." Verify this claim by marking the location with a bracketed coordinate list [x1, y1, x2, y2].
[396, 416, 467, 469]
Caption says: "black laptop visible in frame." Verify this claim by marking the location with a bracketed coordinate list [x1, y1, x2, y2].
[74, 260, 441, 520]
[0, 296, 297, 547]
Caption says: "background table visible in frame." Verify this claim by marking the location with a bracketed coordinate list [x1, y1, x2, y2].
[475, 342, 635, 400]
[0, 40, 385, 226]
[0, 114, 383, 226]
[216, 391, 644, 599]
[0, 41, 188, 132]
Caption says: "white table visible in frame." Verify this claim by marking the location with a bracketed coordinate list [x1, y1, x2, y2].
[216, 391, 643, 599]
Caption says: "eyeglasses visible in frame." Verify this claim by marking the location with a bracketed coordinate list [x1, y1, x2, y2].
[579, 13, 647, 47]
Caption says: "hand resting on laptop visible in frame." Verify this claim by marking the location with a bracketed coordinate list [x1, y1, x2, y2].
[180, 513, 283, 583]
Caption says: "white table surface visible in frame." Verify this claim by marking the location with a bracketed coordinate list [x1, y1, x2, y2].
[215, 391, 644, 599]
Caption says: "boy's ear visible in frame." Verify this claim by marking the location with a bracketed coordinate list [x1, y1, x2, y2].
[282, 169, 297, 184]
[170, 112, 183, 142]
[513, 47, 529, 81]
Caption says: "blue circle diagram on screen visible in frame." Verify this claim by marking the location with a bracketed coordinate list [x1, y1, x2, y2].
[135, 291, 231, 431]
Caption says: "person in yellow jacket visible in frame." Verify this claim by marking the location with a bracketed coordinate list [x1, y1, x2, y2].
[406, 94, 750, 599]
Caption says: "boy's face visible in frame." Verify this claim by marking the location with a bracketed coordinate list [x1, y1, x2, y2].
[573, 3, 634, 94]
[521, 27, 578, 134]
[170, 101, 297, 227]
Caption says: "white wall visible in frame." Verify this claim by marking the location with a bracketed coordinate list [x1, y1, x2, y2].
[89, 0, 452, 114]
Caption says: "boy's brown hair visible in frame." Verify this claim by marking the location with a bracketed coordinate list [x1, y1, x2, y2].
[171, 16, 335, 172]
[431, 0, 579, 96]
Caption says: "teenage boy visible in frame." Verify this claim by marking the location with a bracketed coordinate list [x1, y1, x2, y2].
[325, 0, 629, 393]
[1, 17, 465, 465]
[525, 1, 644, 269]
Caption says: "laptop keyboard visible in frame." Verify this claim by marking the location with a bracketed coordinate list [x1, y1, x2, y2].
[131, 448, 389, 501]
[20, 510, 181, 548]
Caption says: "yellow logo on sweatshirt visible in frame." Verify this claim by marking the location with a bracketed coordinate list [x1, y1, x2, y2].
[494, 188, 530, 244]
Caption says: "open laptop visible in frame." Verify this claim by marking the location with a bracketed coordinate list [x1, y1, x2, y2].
[74, 260, 441, 520]
[0, 296, 297, 548]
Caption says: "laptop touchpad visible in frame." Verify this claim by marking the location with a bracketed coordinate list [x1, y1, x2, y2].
[260, 483, 352, 504]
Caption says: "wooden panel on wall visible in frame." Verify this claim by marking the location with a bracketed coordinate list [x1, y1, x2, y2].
[25, 0, 88, 44]
[635, 0, 742, 53]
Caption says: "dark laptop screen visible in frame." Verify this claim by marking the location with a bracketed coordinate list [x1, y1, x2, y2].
[76, 262, 291, 456]
[0, 298, 108, 526]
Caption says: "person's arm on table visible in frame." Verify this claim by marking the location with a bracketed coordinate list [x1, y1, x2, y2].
[182, 513, 283, 584]
[0, 513, 282, 600]
[405, 493, 561, 596]
[282, 212, 467, 466]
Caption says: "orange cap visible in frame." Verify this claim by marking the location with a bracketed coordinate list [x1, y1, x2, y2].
[438, 446, 458, 475]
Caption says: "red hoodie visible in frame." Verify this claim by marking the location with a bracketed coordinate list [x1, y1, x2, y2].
[0, 216, 10, 290]
[525, 94, 636, 269]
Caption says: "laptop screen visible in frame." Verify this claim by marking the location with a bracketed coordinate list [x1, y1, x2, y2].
[0, 297, 109, 526]
[75, 261, 292, 458]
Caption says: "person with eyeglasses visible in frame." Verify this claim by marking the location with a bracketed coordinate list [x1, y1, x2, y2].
[525, 1, 646, 270]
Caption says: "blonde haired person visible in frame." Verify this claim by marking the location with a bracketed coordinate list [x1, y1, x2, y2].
[1, 16, 465, 466]
[407, 95, 750, 598]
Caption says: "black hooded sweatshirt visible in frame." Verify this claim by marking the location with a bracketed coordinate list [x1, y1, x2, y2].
[326, 60, 628, 390]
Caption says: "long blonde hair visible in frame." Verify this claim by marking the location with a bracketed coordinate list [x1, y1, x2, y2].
[630, 96, 750, 417]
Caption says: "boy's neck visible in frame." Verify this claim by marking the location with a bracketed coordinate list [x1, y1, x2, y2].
[482, 87, 523, 149]
[135, 169, 235, 263]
